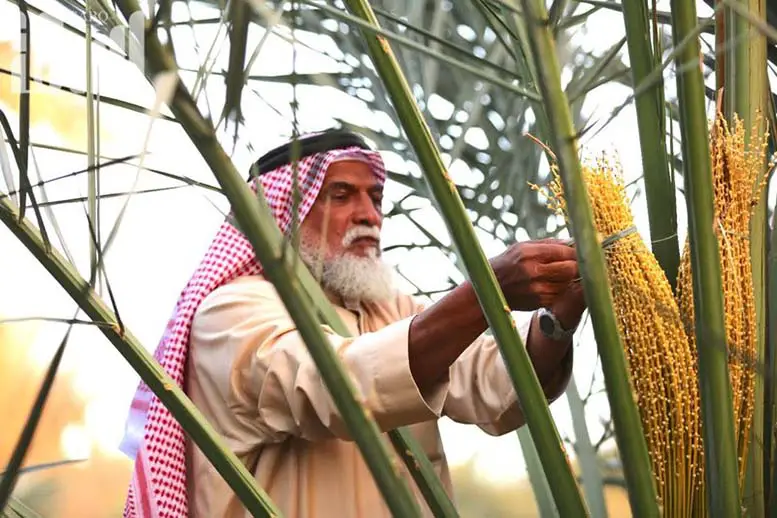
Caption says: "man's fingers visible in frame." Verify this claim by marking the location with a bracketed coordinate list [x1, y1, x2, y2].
[526, 242, 578, 263]
[534, 282, 575, 307]
[537, 260, 579, 282]
[534, 237, 567, 245]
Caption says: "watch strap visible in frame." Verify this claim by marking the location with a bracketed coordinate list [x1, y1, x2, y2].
[537, 307, 577, 341]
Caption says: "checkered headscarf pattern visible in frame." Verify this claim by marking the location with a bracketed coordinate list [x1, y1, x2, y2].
[119, 145, 386, 518]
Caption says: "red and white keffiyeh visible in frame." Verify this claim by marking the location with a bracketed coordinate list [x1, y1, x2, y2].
[119, 142, 386, 518]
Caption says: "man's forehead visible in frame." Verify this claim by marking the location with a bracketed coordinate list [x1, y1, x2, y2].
[323, 159, 383, 188]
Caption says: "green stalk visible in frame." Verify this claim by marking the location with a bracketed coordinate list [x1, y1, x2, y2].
[734, 0, 767, 513]
[17, 0, 30, 219]
[222, 0, 249, 125]
[567, 377, 608, 518]
[387, 430, 459, 518]
[751, 187, 769, 517]
[109, 2, 451, 516]
[493, 25, 612, 514]
[761, 90, 777, 517]
[85, 10, 98, 282]
[669, 0, 741, 515]
[619, 0, 680, 289]
[517, 0, 660, 515]
[517, 427, 559, 518]
[0, 196, 281, 518]
[720, 0, 757, 123]
[768, 203, 777, 516]
[84, 4, 458, 518]
[15, 0, 48, 247]
[340, 1, 588, 516]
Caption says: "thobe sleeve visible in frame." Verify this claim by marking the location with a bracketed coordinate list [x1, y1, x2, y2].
[401, 298, 574, 437]
[189, 278, 448, 444]
[439, 318, 573, 436]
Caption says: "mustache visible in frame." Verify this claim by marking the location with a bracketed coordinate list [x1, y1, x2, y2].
[342, 225, 381, 246]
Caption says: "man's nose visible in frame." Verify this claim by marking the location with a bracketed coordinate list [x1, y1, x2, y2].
[352, 193, 382, 227]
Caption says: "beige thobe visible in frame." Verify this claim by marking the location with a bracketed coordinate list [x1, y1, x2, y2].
[184, 275, 572, 518]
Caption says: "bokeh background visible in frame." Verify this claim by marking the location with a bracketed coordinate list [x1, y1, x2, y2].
[1, 0, 774, 515]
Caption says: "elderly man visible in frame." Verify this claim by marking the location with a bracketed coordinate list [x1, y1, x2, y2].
[120, 129, 585, 518]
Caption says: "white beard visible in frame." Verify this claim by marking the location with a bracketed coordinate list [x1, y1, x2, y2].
[298, 230, 395, 304]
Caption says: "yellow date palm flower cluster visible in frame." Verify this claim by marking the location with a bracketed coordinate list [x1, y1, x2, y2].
[535, 157, 702, 516]
[676, 112, 772, 515]
[530, 111, 770, 516]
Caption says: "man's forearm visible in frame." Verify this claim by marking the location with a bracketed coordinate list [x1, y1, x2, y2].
[408, 280, 581, 393]
[408, 281, 489, 390]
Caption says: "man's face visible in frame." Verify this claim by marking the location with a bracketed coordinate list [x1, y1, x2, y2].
[297, 158, 394, 303]
[300, 159, 384, 260]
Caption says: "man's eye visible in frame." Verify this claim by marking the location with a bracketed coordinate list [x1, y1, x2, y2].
[329, 190, 349, 201]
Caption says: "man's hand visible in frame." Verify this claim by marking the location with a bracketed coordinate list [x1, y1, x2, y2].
[489, 240, 586, 400]
[548, 279, 587, 331]
[490, 240, 581, 311]
[408, 238, 585, 391]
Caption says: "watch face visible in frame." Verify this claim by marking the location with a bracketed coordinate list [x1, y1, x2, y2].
[539, 313, 555, 336]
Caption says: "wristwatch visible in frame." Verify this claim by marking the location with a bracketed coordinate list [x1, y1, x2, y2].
[537, 307, 577, 341]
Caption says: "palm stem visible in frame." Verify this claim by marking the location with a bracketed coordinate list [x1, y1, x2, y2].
[731, 0, 768, 513]
[517, 0, 660, 515]
[669, 0, 741, 515]
[112, 1, 431, 516]
[0, 196, 281, 518]
[619, 0, 680, 289]
[83, 4, 455, 515]
[85, 12, 99, 283]
[567, 377, 609, 518]
[339, 0, 588, 515]
[768, 202, 777, 515]
[751, 188, 769, 517]
[387, 430, 459, 518]
[517, 427, 559, 518]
